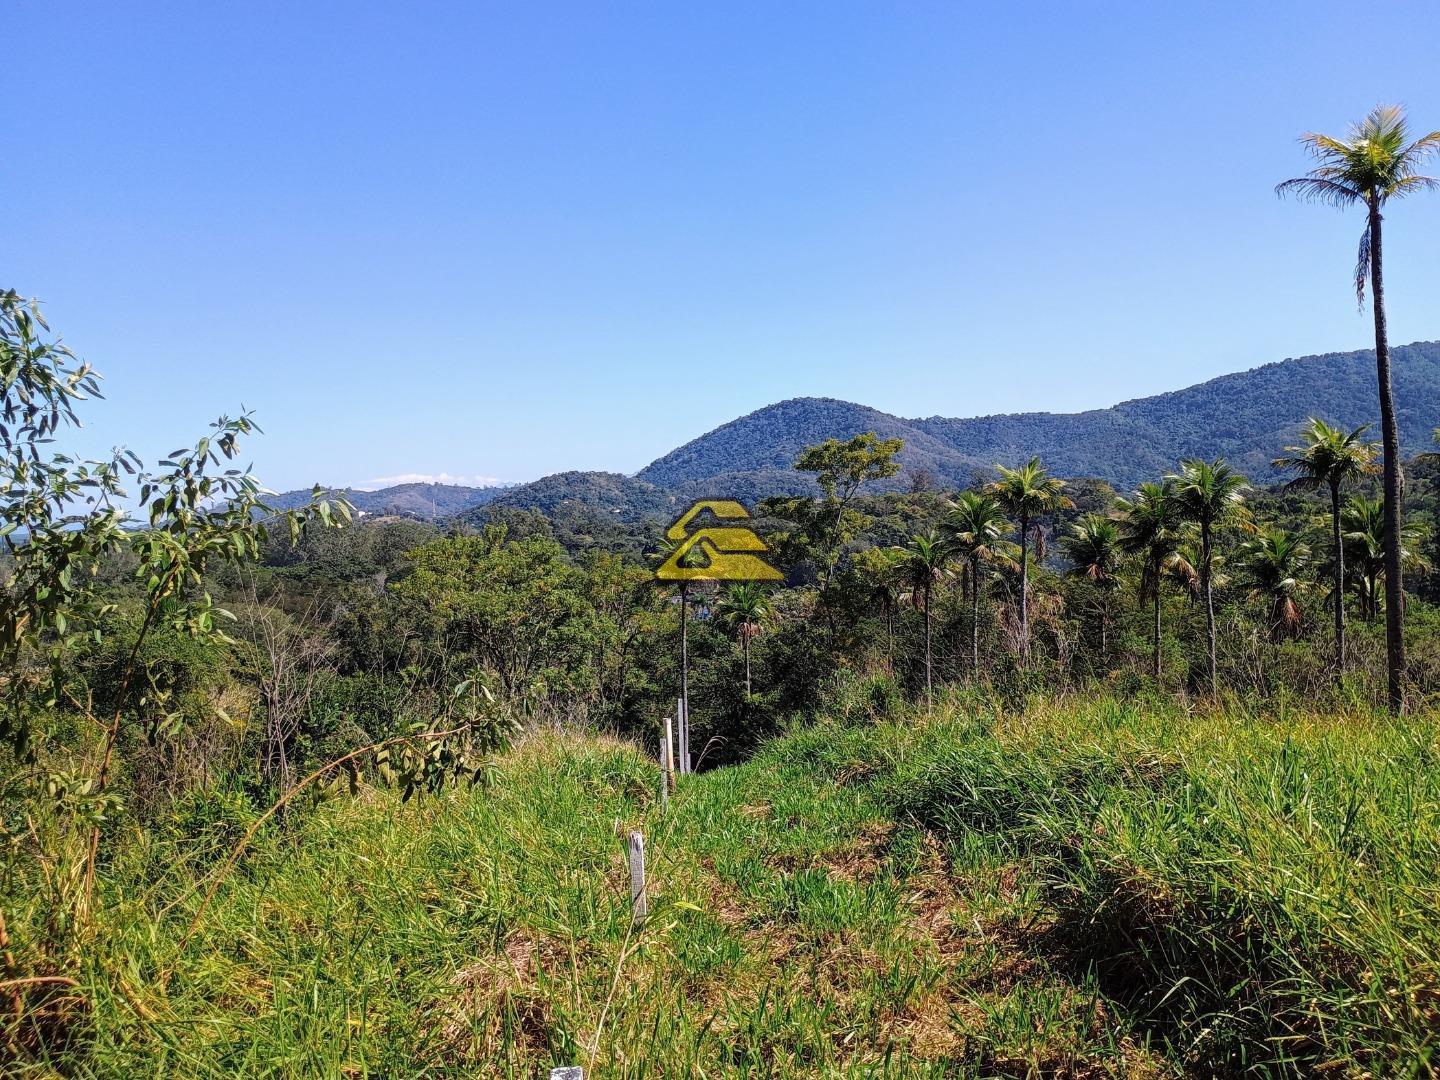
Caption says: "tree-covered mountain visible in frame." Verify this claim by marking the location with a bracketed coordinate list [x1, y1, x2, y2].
[475, 470, 679, 522]
[638, 341, 1440, 492]
[266, 482, 506, 521]
[288, 341, 1440, 524]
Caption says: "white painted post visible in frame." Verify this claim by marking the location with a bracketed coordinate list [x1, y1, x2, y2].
[663, 716, 675, 795]
[628, 830, 647, 924]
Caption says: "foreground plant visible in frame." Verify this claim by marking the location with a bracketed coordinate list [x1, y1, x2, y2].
[0, 290, 347, 961]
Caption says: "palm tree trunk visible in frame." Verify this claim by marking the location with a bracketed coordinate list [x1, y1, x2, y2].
[1152, 575, 1162, 681]
[1329, 479, 1346, 673]
[970, 555, 981, 679]
[1018, 513, 1030, 662]
[1202, 522, 1217, 696]
[1369, 196, 1407, 713]
[743, 635, 751, 697]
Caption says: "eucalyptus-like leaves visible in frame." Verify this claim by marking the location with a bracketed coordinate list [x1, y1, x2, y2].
[361, 678, 517, 802]
[0, 289, 351, 922]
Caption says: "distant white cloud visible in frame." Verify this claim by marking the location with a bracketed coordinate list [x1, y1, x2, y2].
[356, 472, 505, 491]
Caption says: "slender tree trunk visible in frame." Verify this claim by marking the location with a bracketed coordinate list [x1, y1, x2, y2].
[1329, 479, 1346, 674]
[1202, 521, 1217, 697]
[679, 583, 689, 726]
[1369, 196, 1407, 713]
[970, 555, 981, 679]
[1018, 514, 1031, 662]
[1152, 575, 1163, 681]
[923, 580, 933, 704]
[886, 606, 894, 673]
[1100, 591, 1109, 660]
[742, 635, 751, 697]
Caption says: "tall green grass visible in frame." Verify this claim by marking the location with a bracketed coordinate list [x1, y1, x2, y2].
[7, 693, 1439, 1076]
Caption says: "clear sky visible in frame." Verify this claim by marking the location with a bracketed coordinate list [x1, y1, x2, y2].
[11, 1, 1440, 492]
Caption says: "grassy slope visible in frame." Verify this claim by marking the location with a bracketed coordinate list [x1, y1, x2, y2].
[22, 694, 1440, 1078]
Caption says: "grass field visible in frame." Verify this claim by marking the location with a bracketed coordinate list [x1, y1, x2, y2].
[10, 688, 1440, 1077]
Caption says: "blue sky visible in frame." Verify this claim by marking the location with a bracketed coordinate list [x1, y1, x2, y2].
[11, 1, 1440, 492]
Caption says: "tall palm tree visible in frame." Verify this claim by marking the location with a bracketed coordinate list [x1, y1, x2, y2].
[1061, 513, 1123, 660]
[1238, 530, 1311, 642]
[1273, 419, 1378, 671]
[1166, 459, 1249, 696]
[986, 458, 1072, 661]
[895, 529, 951, 703]
[1341, 495, 1431, 622]
[1115, 481, 1188, 680]
[945, 491, 1012, 678]
[714, 582, 771, 697]
[1278, 104, 1440, 711]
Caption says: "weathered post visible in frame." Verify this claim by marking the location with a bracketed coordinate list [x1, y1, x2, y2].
[627, 830, 647, 925]
[663, 716, 676, 795]
[658, 721, 670, 813]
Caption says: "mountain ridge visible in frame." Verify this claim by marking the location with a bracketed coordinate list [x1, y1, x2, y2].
[274, 340, 1440, 524]
[638, 340, 1440, 492]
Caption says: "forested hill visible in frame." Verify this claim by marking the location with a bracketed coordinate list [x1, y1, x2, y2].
[638, 340, 1440, 491]
[266, 482, 505, 521]
[280, 340, 1440, 525]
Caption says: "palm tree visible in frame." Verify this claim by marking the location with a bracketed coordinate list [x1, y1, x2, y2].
[1238, 530, 1311, 642]
[1061, 513, 1123, 660]
[895, 529, 951, 703]
[986, 458, 1072, 661]
[1273, 419, 1377, 671]
[1278, 104, 1440, 711]
[1166, 459, 1249, 696]
[1341, 495, 1431, 622]
[714, 582, 771, 697]
[1115, 481, 1188, 680]
[945, 492, 1012, 678]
